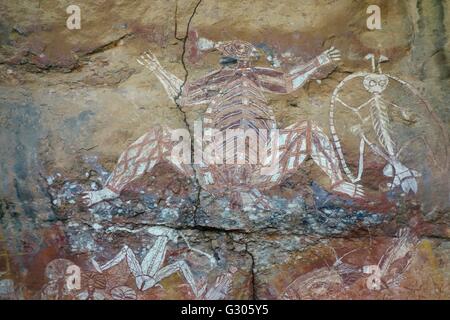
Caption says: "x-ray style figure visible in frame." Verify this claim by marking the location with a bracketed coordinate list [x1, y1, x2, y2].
[281, 228, 418, 299]
[330, 54, 448, 194]
[91, 226, 215, 297]
[82, 38, 364, 209]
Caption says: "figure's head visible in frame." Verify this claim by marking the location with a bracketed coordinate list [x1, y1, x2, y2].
[363, 73, 389, 94]
[197, 38, 259, 65]
[214, 40, 259, 62]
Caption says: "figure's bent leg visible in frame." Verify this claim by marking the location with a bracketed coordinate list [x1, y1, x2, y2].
[91, 245, 157, 291]
[309, 122, 364, 198]
[280, 122, 309, 175]
[383, 161, 420, 194]
[82, 126, 193, 206]
[202, 267, 237, 300]
[261, 121, 309, 185]
[92, 245, 143, 275]
[241, 189, 274, 211]
[141, 236, 168, 277]
[154, 260, 206, 298]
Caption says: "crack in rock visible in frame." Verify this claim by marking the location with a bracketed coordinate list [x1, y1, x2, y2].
[172, 0, 204, 226]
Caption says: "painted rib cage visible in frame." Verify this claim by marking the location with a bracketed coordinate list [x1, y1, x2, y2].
[197, 68, 277, 191]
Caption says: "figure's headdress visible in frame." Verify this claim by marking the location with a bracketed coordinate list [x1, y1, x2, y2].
[197, 38, 259, 63]
[214, 40, 259, 61]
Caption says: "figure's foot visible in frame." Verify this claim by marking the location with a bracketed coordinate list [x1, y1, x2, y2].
[194, 276, 208, 298]
[203, 271, 234, 300]
[384, 162, 420, 194]
[81, 188, 119, 206]
[244, 189, 274, 211]
[390, 175, 419, 194]
[136, 275, 155, 291]
[332, 181, 365, 199]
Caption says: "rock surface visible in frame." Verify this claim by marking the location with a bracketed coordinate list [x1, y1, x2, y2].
[0, 0, 449, 299]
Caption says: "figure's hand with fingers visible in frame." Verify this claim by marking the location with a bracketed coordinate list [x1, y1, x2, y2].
[196, 276, 208, 298]
[318, 47, 341, 65]
[136, 50, 162, 72]
[325, 47, 341, 61]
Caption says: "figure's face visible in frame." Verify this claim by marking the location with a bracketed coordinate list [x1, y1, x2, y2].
[363, 74, 389, 94]
[215, 40, 259, 62]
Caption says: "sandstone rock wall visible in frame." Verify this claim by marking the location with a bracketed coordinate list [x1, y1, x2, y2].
[0, 0, 449, 299]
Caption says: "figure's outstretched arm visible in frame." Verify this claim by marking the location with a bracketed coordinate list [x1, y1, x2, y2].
[137, 51, 184, 103]
[137, 50, 219, 108]
[285, 47, 341, 92]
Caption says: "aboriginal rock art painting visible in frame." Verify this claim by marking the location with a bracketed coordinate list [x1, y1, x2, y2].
[280, 228, 419, 300]
[90, 226, 215, 296]
[330, 54, 449, 198]
[40, 259, 236, 301]
[1, 0, 449, 300]
[40, 227, 236, 300]
[82, 40, 363, 212]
